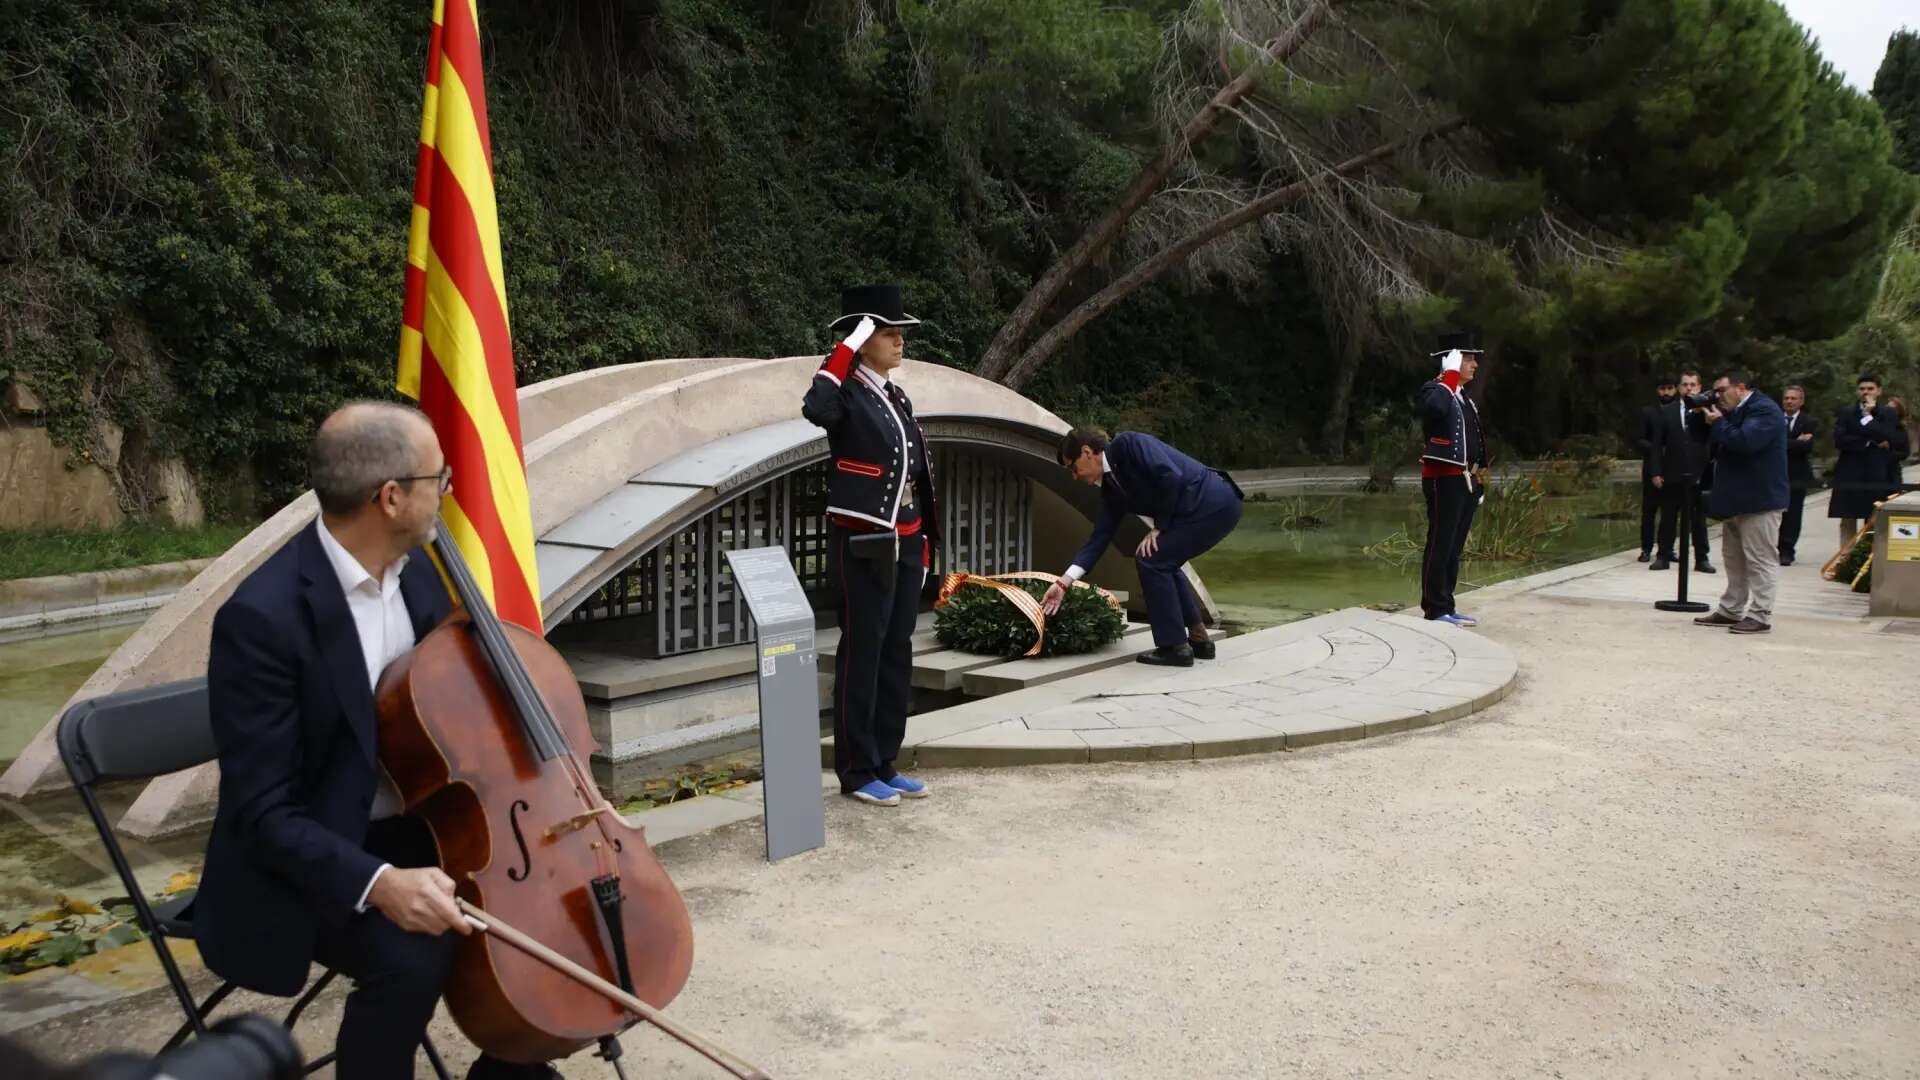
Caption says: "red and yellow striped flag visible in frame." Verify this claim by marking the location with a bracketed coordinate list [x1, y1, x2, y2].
[397, 0, 542, 631]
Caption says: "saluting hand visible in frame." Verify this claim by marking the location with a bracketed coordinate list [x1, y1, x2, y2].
[1136, 529, 1161, 559]
[1042, 580, 1068, 617]
[369, 866, 470, 936]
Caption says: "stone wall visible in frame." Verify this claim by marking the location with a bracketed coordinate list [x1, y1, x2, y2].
[0, 378, 205, 529]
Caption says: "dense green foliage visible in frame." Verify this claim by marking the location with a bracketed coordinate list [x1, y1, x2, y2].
[934, 577, 1126, 658]
[1875, 30, 1920, 174]
[0, 0, 1912, 522]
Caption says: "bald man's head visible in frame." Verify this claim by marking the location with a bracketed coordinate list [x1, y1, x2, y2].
[309, 401, 437, 517]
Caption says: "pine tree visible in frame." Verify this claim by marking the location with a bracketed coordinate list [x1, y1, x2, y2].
[1872, 29, 1920, 174]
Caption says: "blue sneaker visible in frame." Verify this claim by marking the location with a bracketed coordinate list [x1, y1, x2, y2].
[1431, 613, 1470, 627]
[1449, 612, 1479, 627]
[846, 780, 901, 806]
[883, 774, 929, 799]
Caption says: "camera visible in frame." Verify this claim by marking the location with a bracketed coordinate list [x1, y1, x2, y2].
[1681, 391, 1719, 410]
[8, 1015, 306, 1080]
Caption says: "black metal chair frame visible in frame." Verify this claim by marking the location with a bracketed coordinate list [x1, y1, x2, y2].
[55, 678, 451, 1078]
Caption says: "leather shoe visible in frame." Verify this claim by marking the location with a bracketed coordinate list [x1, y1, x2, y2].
[1779, 555, 1794, 566]
[1636, 552, 1651, 563]
[1693, 611, 1739, 626]
[1136, 644, 1195, 667]
[1648, 558, 1672, 571]
[1729, 618, 1771, 634]
[1188, 637, 1217, 660]
[1694, 559, 1716, 574]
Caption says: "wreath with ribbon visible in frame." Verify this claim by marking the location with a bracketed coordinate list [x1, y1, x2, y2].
[932, 572, 1128, 658]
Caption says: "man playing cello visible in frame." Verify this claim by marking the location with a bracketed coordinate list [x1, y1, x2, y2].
[195, 401, 555, 1080]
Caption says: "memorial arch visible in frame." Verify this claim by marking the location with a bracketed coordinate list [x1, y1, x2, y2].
[0, 357, 1218, 834]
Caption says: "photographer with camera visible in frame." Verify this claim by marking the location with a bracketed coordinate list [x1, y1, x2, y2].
[1648, 369, 1716, 573]
[1691, 372, 1788, 634]
[1830, 373, 1906, 550]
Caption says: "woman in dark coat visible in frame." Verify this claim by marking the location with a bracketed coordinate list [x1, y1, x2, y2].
[1829, 373, 1904, 547]
[800, 285, 941, 808]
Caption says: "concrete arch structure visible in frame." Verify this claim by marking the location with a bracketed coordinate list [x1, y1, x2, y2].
[1, 357, 1215, 836]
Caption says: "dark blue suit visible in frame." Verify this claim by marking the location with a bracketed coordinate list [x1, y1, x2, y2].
[1706, 390, 1788, 520]
[1070, 432, 1243, 649]
[197, 521, 461, 1078]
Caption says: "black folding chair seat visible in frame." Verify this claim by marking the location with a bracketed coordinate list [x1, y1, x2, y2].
[56, 678, 448, 1077]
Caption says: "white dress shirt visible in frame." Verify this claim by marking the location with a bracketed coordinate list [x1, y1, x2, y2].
[314, 518, 414, 911]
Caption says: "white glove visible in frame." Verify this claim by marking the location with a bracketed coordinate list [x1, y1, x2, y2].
[1440, 348, 1464, 374]
[841, 316, 877, 355]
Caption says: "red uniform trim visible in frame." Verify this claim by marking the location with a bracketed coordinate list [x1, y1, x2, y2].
[835, 458, 884, 477]
[822, 342, 856, 384]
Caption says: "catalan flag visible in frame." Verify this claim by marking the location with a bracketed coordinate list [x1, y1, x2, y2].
[396, 0, 542, 631]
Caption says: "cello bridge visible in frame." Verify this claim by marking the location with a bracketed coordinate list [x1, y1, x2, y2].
[546, 804, 615, 839]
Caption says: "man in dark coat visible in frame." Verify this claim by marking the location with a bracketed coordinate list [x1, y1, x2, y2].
[1648, 369, 1716, 573]
[1778, 385, 1819, 565]
[1417, 331, 1489, 626]
[1637, 375, 1679, 562]
[197, 402, 556, 1080]
[1829, 372, 1905, 549]
[1692, 372, 1788, 634]
[1041, 428, 1244, 667]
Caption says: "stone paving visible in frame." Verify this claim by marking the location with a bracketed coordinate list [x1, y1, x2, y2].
[896, 608, 1517, 767]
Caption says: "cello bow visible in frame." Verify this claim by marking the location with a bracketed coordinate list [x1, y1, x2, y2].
[458, 899, 773, 1080]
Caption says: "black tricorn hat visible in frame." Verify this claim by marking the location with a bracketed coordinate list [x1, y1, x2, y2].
[830, 284, 921, 334]
[1430, 329, 1483, 356]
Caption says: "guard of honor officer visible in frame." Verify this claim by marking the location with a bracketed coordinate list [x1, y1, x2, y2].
[1418, 331, 1490, 627]
[801, 285, 939, 808]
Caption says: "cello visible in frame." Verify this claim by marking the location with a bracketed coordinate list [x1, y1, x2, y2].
[374, 518, 770, 1078]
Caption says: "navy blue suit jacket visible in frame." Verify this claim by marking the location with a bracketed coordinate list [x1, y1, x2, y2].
[1070, 432, 1241, 572]
[1706, 390, 1789, 519]
[195, 521, 451, 996]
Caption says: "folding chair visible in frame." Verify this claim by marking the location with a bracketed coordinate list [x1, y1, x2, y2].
[56, 679, 451, 1078]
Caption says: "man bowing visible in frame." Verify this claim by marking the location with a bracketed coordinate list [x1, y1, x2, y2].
[1042, 428, 1244, 667]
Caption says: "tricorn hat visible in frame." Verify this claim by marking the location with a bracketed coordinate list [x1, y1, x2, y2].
[830, 284, 921, 334]
[1430, 329, 1483, 356]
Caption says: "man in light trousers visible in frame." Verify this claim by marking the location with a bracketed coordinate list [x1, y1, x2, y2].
[1693, 371, 1789, 634]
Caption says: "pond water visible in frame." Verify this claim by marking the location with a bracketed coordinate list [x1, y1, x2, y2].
[1194, 480, 1640, 628]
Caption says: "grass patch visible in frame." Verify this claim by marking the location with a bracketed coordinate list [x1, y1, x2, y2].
[0, 522, 255, 581]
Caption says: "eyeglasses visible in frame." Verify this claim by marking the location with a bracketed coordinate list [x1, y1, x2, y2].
[373, 465, 453, 502]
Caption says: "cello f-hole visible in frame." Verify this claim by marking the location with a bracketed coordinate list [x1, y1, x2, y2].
[507, 799, 534, 881]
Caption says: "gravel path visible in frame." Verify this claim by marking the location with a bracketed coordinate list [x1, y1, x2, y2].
[25, 576, 1920, 1078]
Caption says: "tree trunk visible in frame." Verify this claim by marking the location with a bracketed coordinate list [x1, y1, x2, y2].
[972, 0, 1336, 382]
[1322, 331, 1364, 460]
[999, 124, 1456, 390]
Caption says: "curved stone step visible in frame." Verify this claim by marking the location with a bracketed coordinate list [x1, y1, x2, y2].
[884, 608, 1517, 767]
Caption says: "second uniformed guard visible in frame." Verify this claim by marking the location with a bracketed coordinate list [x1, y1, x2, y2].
[801, 284, 941, 807]
[1419, 330, 1489, 626]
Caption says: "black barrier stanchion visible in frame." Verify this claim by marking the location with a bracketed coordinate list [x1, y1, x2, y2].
[1656, 476, 1710, 613]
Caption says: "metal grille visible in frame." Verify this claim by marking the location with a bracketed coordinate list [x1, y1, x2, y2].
[570, 449, 1035, 657]
[934, 447, 1034, 579]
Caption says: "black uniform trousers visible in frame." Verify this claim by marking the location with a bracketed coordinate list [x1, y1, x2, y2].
[307, 818, 547, 1080]
[1639, 475, 1658, 556]
[1420, 474, 1478, 620]
[1779, 487, 1808, 562]
[829, 522, 924, 792]
[1654, 481, 1711, 561]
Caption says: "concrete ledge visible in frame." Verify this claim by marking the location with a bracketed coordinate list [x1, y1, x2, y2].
[870, 607, 1519, 767]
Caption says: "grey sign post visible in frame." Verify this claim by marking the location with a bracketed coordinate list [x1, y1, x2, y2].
[723, 547, 827, 862]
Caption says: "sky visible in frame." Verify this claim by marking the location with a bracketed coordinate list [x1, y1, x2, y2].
[1776, 0, 1912, 92]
